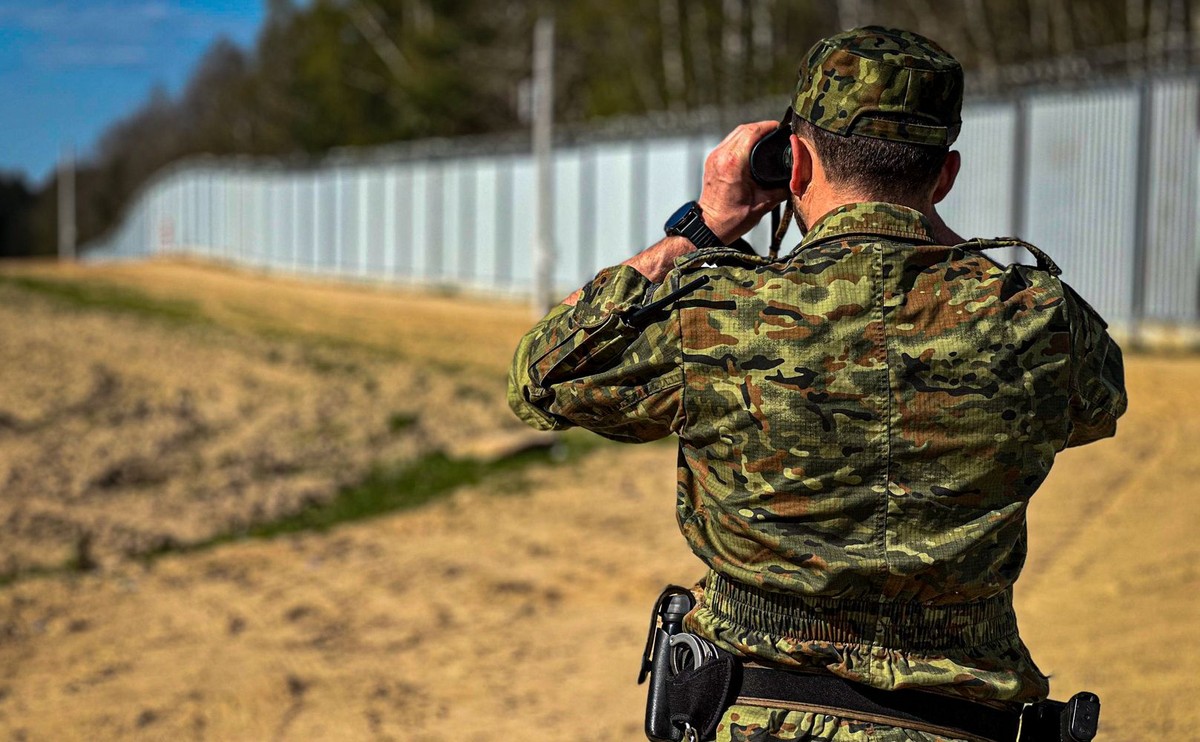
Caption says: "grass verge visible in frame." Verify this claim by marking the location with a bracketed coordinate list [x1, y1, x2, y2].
[0, 431, 606, 587]
[214, 435, 599, 542]
[0, 274, 209, 326]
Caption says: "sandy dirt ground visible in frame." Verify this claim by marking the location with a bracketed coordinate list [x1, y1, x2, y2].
[0, 260, 1197, 741]
[0, 261, 523, 572]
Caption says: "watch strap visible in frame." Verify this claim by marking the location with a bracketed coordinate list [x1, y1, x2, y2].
[666, 202, 724, 249]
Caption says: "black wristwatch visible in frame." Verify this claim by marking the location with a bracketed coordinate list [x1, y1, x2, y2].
[664, 201, 724, 249]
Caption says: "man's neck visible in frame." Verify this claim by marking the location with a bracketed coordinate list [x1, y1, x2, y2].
[797, 193, 964, 245]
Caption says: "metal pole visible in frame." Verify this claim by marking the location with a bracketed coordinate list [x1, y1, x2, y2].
[1131, 80, 1154, 346]
[497, 159, 513, 286]
[580, 146, 596, 284]
[462, 165, 476, 282]
[57, 145, 76, 261]
[1009, 96, 1029, 266]
[630, 140, 648, 254]
[533, 13, 556, 314]
[428, 163, 444, 280]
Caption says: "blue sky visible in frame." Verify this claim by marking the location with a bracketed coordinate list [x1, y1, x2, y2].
[0, 0, 266, 187]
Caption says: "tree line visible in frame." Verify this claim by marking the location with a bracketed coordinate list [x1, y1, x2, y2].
[1, 0, 1192, 258]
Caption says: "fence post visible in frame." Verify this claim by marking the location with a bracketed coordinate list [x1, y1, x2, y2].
[532, 13, 556, 314]
[1009, 96, 1029, 266]
[630, 140, 648, 256]
[1132, 79, 1154, 346]
[462, 163, 476, 284]
[497, 157, 513, 288]
[359, 169, 369, 276]
[579, 146, 596, 284]
[56, 147, 76, 261]
[334, 168, 344, 273]
[428, 162, 444, 281]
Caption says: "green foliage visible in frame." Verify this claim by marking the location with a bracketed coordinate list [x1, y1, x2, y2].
[220, 431, 601, 539]
[241, 451, 498, 537]
[10, 0, 1189, 257]
[0, 173, 36, 258]
[0, 430, 606, 585]
[387, 412, 419, 432]
[0, 275, 209, 326]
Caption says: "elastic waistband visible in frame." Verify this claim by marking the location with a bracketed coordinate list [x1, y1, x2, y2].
[702, 571, 1019, 651]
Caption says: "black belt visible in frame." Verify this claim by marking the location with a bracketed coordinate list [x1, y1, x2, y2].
[737, 667, 1021, 742]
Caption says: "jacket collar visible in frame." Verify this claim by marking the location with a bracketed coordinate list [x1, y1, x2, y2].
[795, 202, 938, 251]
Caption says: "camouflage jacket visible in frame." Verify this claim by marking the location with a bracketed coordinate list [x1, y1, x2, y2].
[508, 202, 1127, 704]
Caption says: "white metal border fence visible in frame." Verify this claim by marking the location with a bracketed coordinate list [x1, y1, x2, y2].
[85, 76, 1200, 331]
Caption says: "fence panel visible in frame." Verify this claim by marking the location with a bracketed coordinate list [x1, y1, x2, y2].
[1146, 80, 1200, 322]
[644, 138, 696, 251]
[591, 142, 636, 271]
[82, 78, 1200, 330]
[941, 102, 1016, 241]
[552, 148, 584, 290]
[508, 156, 537, 293]
[1025, 88, 1139, 323]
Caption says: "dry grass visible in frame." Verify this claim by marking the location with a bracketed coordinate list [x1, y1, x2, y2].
[0, 259, 1196, 740]
[0, 259, 537, 575]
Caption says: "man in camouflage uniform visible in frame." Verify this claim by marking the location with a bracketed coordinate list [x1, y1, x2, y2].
[508, 27, 1126, 742]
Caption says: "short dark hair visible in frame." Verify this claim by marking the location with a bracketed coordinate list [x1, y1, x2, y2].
[793, 117, 948, 203]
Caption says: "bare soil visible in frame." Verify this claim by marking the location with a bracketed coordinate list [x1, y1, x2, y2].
[0, 259, 1196, 740]
[0, 260, 523, 573]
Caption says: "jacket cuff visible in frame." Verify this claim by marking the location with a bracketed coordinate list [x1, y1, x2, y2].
[570, 265, 655, 329]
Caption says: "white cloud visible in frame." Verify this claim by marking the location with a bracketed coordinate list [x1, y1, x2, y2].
[33, 44, 150, 70]
[0, 2, 181, 31]
[0, 1, 235, 71]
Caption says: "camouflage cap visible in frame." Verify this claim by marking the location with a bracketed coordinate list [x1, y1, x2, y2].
[793, 26, 963, 146]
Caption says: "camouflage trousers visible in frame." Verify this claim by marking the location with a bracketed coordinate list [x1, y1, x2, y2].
[716, 704, 971, 742]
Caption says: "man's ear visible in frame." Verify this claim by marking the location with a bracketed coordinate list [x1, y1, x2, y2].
[789, 133, 813, 198]
[932, 150, 961, 204]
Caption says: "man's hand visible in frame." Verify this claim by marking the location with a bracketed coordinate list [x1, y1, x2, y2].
[698, 121, 791, 243]
[560, 121, 790, 307]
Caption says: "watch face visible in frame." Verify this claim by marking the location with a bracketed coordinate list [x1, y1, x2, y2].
[664, 202, 697, 233]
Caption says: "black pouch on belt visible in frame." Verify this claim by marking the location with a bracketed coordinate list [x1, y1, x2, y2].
[667, 649, 741, 740]
[1019, 693, 1101, 742]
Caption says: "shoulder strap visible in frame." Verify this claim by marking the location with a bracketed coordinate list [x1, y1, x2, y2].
[962, 237, 1062, 276]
